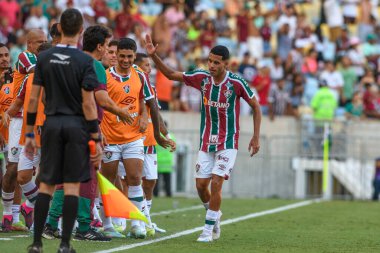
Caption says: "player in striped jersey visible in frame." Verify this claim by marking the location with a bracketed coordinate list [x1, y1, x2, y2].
[135, 53, 176, 236]
[145, 35, 261, 242]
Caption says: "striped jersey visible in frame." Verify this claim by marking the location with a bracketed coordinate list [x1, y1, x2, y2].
[13, 51, 36, 101]
[183, 69, 255, 152]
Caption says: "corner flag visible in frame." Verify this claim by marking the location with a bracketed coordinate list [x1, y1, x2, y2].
[97, 172, 148, 223]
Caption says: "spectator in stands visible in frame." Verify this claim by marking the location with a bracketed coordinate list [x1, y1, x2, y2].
[238, 52, 256, 83]
[372, 158, 380, 201]
[290, 73, 305, 117]
[0, 0, 20, 29]
[199, 20, 216, 57]
[347, 37, 366, 78]
[270, 55, 284, 83]
[251, 64, 271, 115]
[358, 0, 375, 42]
[320, 60, 344, 102]
[335, 27, 351, 57]
[363, 84, 380, 119]
[311, 80, 338, 121]
[339, 56, 357, 105]
[268, 79, 290, 121]
[362, 33, 380, 66]
[301, 48, 318, 77]
[345, 91, 364, 119]
[24, 5, 49, 35]
[236, 7, 249, 59]
[260, 15, 272, 56]
[277, 3, 297, 39]
[277, 23, 293, 61]
[323, 0, 344, 42]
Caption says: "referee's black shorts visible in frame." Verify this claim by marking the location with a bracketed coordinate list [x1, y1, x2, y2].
[39, 115, 91, 185]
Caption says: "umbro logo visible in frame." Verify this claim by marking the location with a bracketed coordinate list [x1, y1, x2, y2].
[53, 53, 70, 61]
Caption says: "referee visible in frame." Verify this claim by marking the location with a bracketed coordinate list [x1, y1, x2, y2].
[25, 9, 102, 253]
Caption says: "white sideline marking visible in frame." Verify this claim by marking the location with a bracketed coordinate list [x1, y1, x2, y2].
[150, 205, 203, 217]
[94, 199, 321, 253]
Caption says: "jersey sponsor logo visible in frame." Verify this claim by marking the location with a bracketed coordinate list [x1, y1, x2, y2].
[123, 85, 130, 93]
[51, 53, 70, 65]
[53, 53, 70, 61]
[120, 96, 136, 109]
[203, 97, 230, 109]
[217, 155, 229, 163]
[105, 151, 112, 159]
[223, 90, 232, 99]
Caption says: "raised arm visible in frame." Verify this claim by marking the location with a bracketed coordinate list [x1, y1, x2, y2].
[145, 34, 184, 82]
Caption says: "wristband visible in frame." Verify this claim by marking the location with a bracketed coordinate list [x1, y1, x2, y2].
[25, 132, 35, 138]
[165, 133, 171, 139]
[26, 112, 37, 126]
[86, 119, 99, 134]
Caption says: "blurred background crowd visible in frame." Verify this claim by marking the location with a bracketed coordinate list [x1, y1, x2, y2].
[1, 0, 380, 121]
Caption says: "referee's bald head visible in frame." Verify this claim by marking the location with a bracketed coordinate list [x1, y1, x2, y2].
[59, 8, 83, 37]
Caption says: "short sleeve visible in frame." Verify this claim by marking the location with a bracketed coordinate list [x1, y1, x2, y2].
[137, 71, 155, 101]
[82, 58, 99, 91]
[17, 52, 36, 74]
[33, 55, 44, 86]
[182, 69, 207, 91]
[233, 76, 255, 103]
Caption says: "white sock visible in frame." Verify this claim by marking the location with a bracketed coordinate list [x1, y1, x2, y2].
[92, 205, 101, 221]
[1, 191, 14, 214]
[12, 204, 20, 223]
[99, 199, 113, 230]
[203, 202, 209, 210]
[128, 185, 144, 227]
[204, 209, 219, 235]
[144, 199, 152, 226]
[20, 181, 38, 207]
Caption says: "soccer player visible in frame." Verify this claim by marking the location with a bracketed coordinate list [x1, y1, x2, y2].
[135, 53, 176, 236]
[5, 43, 52, 231]
[99, 38, 171, 239]
[25, 9, 102, 253]
[0, 43, 30, 232]
[102, 40, 118, 69]
[145, 34, 261, 242]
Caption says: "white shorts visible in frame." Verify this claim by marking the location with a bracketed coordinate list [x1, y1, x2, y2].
[117, 161, 126, 178]
[8, 118, 23, 163]
[102, 138, 144, 163]
[18, 146, 41, 171]
[195, 149, 238, 179]
[142, 154, 158, 180]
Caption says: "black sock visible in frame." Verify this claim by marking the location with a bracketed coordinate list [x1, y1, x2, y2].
[33, 193, 52, 246]
[60, 195, 79, 247]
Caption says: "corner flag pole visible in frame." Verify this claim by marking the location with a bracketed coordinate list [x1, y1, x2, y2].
[322, 122, 331, 200]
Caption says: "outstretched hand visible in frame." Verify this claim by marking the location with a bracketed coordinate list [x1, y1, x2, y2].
[248, 136, 260, 157]
[144, 34, 158, 56]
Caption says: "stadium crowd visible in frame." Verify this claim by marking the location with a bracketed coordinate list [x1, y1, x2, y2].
[1, 0, 380, 120]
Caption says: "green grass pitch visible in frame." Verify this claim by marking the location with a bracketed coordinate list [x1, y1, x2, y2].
[0, 198, 379, 253]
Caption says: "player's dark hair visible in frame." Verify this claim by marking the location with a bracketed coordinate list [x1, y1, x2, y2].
[49, 23, 61, 38]
[210, 45, 230, 60]
[0, 43, 6, 49]
[83, 25, 112, 53]
[60, 8, 83, 37]
[117, 38, 137, 52]
[37, 42, 53, 54]
[108, 40, 119, 48]
[135, 53, 148, 65]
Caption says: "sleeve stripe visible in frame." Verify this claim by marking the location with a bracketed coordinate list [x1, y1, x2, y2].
[183, 70, 209, 77]
[17, 75, 28, 97]
[231, 76, 254, 97]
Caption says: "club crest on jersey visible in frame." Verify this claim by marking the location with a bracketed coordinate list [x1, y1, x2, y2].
[105, 151, 112, 159]
[223, 90, 232, 98]
[11, 147, 18, 155]
[202, 78, 210, 85]
[4, 87, 10, 94]
[123, 85, 130, 93]
[210, 135, 218, 144]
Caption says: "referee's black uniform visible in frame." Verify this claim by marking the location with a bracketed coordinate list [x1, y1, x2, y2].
[33, 44, 99, 184]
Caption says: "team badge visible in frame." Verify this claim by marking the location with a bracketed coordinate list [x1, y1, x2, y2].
[123, 85, 130, 93]
[202, 78, 210, 85]
[11, 147, 18, 156]
[4, 87, 10, 94]
[223, 90, 232, 98]
[218, 164, 226, 171]
[105, 151, 112, 159]
[210, 135, 218, 144]
[226, 82, 233, 88]
[195, 163, 200, 173]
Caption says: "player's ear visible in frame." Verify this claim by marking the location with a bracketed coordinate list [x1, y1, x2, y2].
[57, 23, 62, 34]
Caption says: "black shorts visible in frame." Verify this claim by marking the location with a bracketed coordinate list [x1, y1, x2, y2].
[39, 115, 90, 185]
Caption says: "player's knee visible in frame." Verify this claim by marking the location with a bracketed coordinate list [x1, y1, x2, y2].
[210, 178, 223, 192]
[17, 172, 33, 185]
[3, 167, 17, 183]
[127, 175, 141, 186]
[196, 180, 208, 191]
